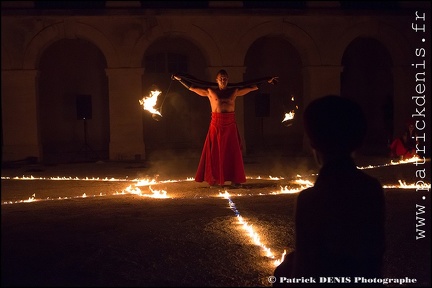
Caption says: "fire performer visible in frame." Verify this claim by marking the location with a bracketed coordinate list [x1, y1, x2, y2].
[273, 95, 385, 286]
[389, 119, 419, 159]
[173, 70, 278, 187]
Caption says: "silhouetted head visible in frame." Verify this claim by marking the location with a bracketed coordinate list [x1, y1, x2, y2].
[303, 95, 367, 155]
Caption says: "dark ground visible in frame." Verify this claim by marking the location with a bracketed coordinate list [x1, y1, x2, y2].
[1, 154, 431, 287]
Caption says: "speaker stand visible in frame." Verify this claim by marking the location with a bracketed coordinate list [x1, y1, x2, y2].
[72, 118, 99, 162]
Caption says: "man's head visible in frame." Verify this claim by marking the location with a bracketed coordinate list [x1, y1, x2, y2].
[303, 95, 367, 155]
[216, 69, 229, 88]
[406, 119, 415, 131]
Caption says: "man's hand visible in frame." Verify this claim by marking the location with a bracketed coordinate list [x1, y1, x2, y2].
[268, 76, 279, 85]
[172, 75, 192, 90]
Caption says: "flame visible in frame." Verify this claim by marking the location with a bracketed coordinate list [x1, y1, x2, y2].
[279, 185, 302, 194]
[293, 179, 314, 187]
[390, 155, 421, 165]
[136, 178, 158, 186]
[383, 180, 431, 190]
[118, 184, 170, 198]
[274, 249, 287, 266]
[3, 165, 429, 269]
[282, 110, 295, 122]
[282, 95, 298, 123]
[278, 179, 314, 194]
[358, 155, 425, 170]
[139, 89, 162, 116]
[148, 186, 169, 198]
[3, 165, 429, 206]
[220, 191, 277, 261]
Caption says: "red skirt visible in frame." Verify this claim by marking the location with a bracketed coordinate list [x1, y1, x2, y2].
[195, 112, 246, 185]
[390, 138, 416, 159]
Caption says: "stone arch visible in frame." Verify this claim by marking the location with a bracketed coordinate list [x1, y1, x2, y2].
[38, 38, 110, 163]
[234, 20, 321, 67]
[131, 23, 224, 157]
[341, 37, 394, 156]
[237, 22, 317, 157]
[244, 36, 304, 156]
[23, 21, 120, 70]
[330, 20, 412, 66]
[139, 35, 210, 157]
[333, 21, 414, 156]
[130, 22, 223, 69]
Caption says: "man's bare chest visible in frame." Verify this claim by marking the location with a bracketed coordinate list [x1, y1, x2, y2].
[213, 89, 235, 101]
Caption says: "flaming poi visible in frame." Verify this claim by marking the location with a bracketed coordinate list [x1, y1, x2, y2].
[282, 96, 298, 127]
[282, 110, 295, 124]
[139, 88, 163, 121]
[139, 80, 174, 121]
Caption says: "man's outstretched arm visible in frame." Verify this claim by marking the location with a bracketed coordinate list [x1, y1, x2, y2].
[172, 75, 208, 97]
[172, 75, 192, 89]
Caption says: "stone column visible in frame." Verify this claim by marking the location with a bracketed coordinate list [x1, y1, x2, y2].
[106, 68, 146, 161]
[1, 70, 41, 161]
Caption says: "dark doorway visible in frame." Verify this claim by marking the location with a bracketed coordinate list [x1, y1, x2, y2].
[38, 39, 109, 163]
[341, 37, 393, 156]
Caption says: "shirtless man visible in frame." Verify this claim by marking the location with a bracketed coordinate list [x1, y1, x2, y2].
[174, 70, 277, 187]
[175, 70, 263, 112]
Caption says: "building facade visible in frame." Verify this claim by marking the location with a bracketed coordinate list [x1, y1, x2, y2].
[1, 1, 430, 163]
